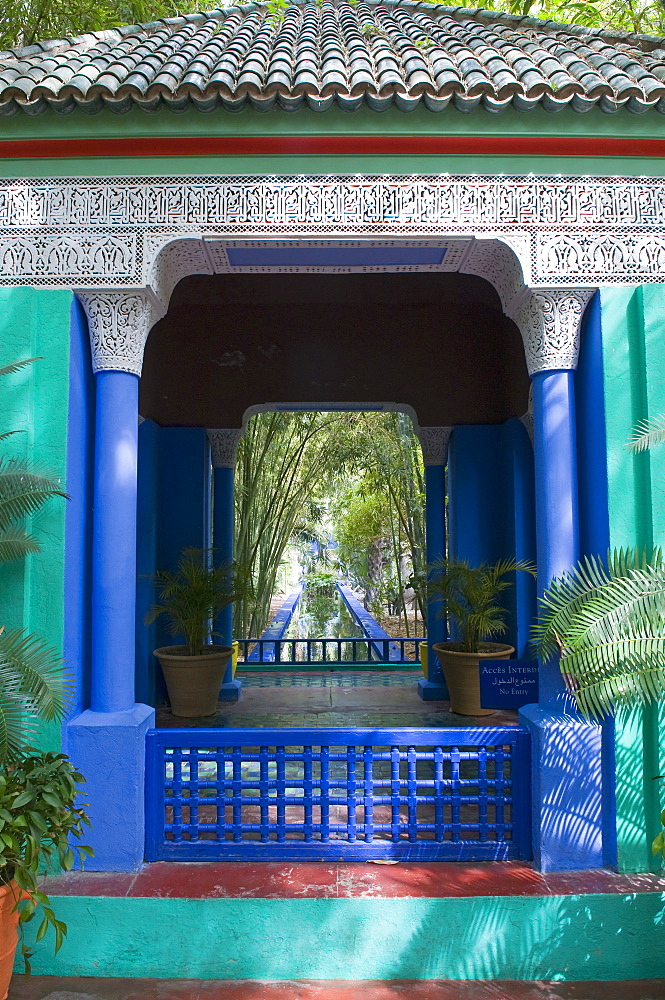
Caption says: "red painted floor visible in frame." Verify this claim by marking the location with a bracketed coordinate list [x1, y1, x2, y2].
[43, 861, 665, 900]
[8, 977, 665, 1000]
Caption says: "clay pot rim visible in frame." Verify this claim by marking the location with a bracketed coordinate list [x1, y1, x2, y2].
[153, 644, 233, 661]
[431, 641, 515, 658]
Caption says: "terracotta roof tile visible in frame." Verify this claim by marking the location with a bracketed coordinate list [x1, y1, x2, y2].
[2, 0, 665, 115]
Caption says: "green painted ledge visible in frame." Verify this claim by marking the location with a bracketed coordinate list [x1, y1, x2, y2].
[3, 153, 665, 179]
[16, 893, 665, 980]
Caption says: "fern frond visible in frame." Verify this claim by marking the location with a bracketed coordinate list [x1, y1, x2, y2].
[0, 458, 68, 531]
[0, 526, 41, 563]
[534, 548, 665, 719]
[0, 628, 68, 722]
[626, 415, 665, 453]
[0, 358, 40, 379]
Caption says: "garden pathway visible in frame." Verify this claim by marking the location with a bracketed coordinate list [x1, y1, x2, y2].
[155, 670, 518, 729]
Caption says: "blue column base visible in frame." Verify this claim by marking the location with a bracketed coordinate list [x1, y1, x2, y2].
[65, 703, 154, 872]
[418, 679, 449, 702]
[219, 679, 242, 702]
[519, 703, 604, 872]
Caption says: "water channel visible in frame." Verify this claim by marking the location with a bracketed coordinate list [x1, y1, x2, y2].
[285, 582, 369, 661]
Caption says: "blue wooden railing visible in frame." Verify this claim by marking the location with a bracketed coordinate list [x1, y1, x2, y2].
[145, 726, 531, 862]
[235, 637, 425, 668]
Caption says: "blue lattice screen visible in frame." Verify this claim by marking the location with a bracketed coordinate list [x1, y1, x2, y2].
[145, 728, 531, 861]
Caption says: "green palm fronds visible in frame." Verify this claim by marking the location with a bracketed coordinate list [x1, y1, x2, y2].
[0, 357, 68, 763]
[0, 457, 67, 540]
[533, 548, 665, 719]
[146, 548, 247, 656]
[626, 415, 665, 454]
[0, 358, 41, 379]
[429, 557, 537, 653]
[0, 628, 68, 763]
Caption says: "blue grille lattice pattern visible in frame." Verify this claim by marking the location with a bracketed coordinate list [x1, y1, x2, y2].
[146, 728, 531, 861]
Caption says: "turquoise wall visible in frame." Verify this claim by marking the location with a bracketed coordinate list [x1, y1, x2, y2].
[0, 287, 73, 748]
[600, 285, 665, 872]
[16, 891, 665, 980]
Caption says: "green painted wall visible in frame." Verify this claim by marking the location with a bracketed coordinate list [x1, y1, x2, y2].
[2, 103, 664, 140]
[2, 104, 665, 178]
[15, 892, 665, 980]
[600, 284, 665, 872]
[0, 287, 73, 749]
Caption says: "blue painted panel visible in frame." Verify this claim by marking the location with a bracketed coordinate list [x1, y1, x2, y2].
[246, 585, 304, 662]
[337, 584, 401, 661]
[136, 419, 160, 706]
[154, 427, 212, 654]
[145, 726, 531, 863]
[91, 371, 139, 714]
[532, 371, 580, 707]
[212, 465, 234, 650]
[480, 659, 539, 710]
[226, 247, 446, 268]
[63, 296, 95, 717]
[447, 421, 536, 657]
[576, 291, 610, 562]
[574, 292, 616, 870]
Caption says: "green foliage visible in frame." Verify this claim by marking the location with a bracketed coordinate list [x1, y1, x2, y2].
[653, 806, 665, 860]
[4, 0, 665, 52]
[472, 0, 665, 35]
[146, 547, 245, 656]
[0, 0, 200, 49]
[0, 751, 91, 972]
[626, 415, 665, 454]
[430, 557, 536, 654]
[532, 548, 665, 720]
[0, 630, 65, 765]
[234, 412, 361, 638]
[330, 413, 426, 633]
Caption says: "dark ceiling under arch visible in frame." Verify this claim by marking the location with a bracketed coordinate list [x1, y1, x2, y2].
[139, 271, 530, 429]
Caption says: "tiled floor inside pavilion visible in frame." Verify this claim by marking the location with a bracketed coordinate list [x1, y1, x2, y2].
[155, 669, 519, 729]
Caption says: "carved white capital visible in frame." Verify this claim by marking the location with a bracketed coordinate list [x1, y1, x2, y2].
[76, 289, 161, 376]
[207, 428, 242, 468]
[418, 426, 452, 466]
[511, 288, 595, 377]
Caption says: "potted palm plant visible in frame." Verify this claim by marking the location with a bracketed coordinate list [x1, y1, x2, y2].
[430, 557, 536, 716]
[148, 547, 246, 717]
[0, 358, 91, 995]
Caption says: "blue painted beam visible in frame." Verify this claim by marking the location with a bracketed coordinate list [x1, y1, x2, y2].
[246, 585, 304, 662]
[336, 584, 401, 661]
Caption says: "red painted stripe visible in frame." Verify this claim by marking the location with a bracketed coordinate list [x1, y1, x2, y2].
[0, 134, 664, 159]
[45, 861, 665, 899]
[14, 978, 665, 999]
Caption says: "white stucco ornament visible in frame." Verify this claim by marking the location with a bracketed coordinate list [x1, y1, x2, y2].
[418, 427, 452, 466]
[207, 429, 243, 468]
[76, 290, 163, 376]
[511, 289, 595, 376]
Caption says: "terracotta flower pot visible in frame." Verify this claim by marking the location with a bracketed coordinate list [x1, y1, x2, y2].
[432, 642, 515, 716]
[154, 645, 233, 717]
[0, 881, 21, 1000]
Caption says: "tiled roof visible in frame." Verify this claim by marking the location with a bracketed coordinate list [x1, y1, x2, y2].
[2, 0, 665, 116]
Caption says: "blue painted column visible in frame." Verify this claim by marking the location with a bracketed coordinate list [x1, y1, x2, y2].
[515, 288, 605, 872]
[65, 290, 158, 872]
[208, 428, 243, 702]
[417, 427, 450, 701]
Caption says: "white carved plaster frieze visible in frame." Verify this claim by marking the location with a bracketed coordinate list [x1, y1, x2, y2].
[1, 176, 665, 292]
[207, 428, 243, 469]
[511, 288, 595, 377]
[418, 427, 452, 466]
[76, 289, 162, 376]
